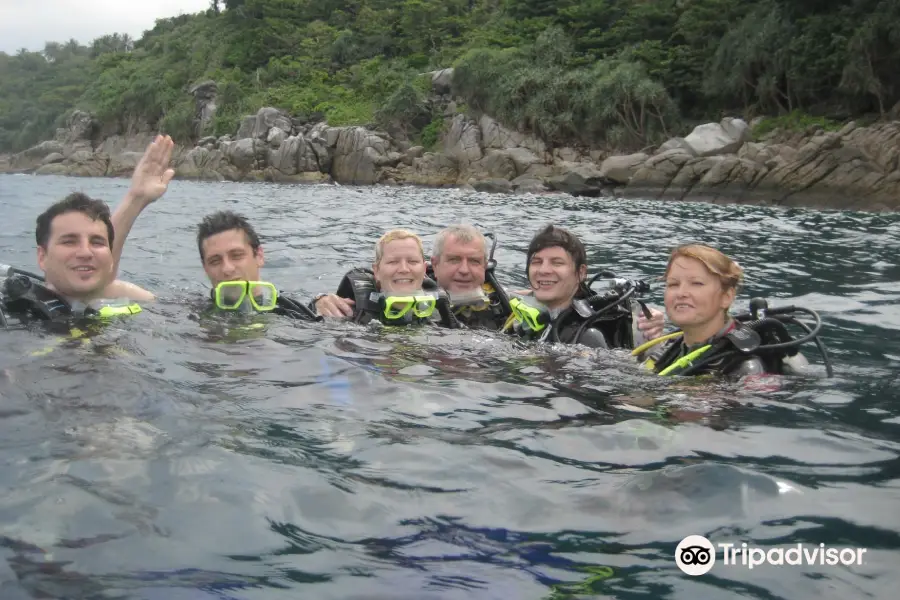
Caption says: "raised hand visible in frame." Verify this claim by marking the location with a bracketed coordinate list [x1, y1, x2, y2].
[128, 135, 175, 205]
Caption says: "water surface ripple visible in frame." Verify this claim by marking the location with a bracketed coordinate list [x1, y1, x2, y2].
[1, 174, 898, 599]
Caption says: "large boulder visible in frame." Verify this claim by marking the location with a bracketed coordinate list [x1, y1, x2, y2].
[428, 68, 454, 95]
[330, 127, 392, 185]
[189, 80, 218, 136]
[479, 114, 547, 157]
[683, 117, 750, 157]
[625, 149, 695, 195]
[468, 149, 517, 181]
[599, 153, 649, 184]
[469, 178, 512, 194]
[223, 138, 267, 173]
[176, 146, 226, 180]
[444, 115, 483, 169]
[236, 107, 292, 141]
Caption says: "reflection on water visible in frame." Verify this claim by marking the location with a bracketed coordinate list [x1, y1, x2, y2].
[0, 174, 899, 599]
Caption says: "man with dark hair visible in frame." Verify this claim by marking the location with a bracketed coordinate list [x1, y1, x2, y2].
[508, 224, 663, 349]
[525, 224, 588, 310]
[0, 139, 172, 325]
[31, 190, 154, 306]
[195, 210, 264, 286]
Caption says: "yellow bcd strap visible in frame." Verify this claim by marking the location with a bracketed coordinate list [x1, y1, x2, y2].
[96, 303, 142, 318]
[657, 343, 713, 376]
[28, 303, 142, 357]
[631, 331, 684, 357]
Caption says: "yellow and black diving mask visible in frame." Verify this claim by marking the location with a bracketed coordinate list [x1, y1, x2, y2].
[376, 291, 437, 321]
[213, 280, 278, 312]
[509, 296, 551, 332]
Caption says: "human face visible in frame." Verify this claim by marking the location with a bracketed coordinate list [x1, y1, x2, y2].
[528, 246, 586, 310]
[373, 238, 426, 294]
[431, 235, 486, 294]
[37, 211, 114, 300]
[664, 256, 735, 332]
[201, 229, 264, 286]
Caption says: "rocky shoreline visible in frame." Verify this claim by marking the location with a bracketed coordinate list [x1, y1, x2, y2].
[2, 73, 899, 212]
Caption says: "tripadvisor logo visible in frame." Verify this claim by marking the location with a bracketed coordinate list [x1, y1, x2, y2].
[675, 535, 716, 576]
[675, 535, 868, 576]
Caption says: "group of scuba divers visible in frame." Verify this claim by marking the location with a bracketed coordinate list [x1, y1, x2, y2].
[1, 135, 834, 381]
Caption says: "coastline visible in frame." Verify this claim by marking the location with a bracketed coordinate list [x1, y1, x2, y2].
[3, 108, 898, 214]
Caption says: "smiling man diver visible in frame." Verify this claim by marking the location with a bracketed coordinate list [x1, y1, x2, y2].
[0, 137, 176, 326]
[506, 224, 665, 349]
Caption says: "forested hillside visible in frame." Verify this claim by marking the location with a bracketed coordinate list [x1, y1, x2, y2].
[2, 0, 899, 153]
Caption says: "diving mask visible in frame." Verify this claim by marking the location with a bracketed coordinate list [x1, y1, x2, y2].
[447, 286, 491, 310]
[373, 291, 437, 320]
[212, 281, 278, 312]
[509, 295, 551, 332]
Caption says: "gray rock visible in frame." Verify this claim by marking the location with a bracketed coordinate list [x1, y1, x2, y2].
[267, 127, 287, 148]
[190, 80, 218, 136]
[444, 114, 483, 168]
[428, 68, 454, 95]
[546, 164, 612, 197]
[470, 177, 512, 194]
[176, 146, 225, 180]
[684, 117, 750, 157]
[470, 149, 517, 181]
[655, 137, 697, 157]
[331, 127, 391, 185]
[107, 151, 145, 176]
[224, 138, 266, 172]
[599, 152, 649, 184]
[511, 174, 547, 194]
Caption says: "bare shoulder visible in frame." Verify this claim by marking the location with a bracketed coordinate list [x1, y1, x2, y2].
[102, 279, 156, 303]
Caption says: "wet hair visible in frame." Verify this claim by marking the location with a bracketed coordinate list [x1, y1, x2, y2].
[196, 211, 261, 261]
[526, 224, 587, 272]
[432, 224, 487, 261]
[665, 244, 744, 291]
[35, 192, 114, 248]
[374, 229, 424, 263]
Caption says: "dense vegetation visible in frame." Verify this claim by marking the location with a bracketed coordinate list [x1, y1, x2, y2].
[2, 0, 899, 153]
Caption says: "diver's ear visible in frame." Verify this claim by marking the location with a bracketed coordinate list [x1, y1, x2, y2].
[254, 245, 265, 268]
[37, 245, 47, 271]
[721, 285, 737, 311]
[577, 263, 588, 281]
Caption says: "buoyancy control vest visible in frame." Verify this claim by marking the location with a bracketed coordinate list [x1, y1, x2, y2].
[424, 264, 512, 331]
[634, 297, 832, 378]
[507, 275, 652, 350]
[1, 264, 142, 330]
